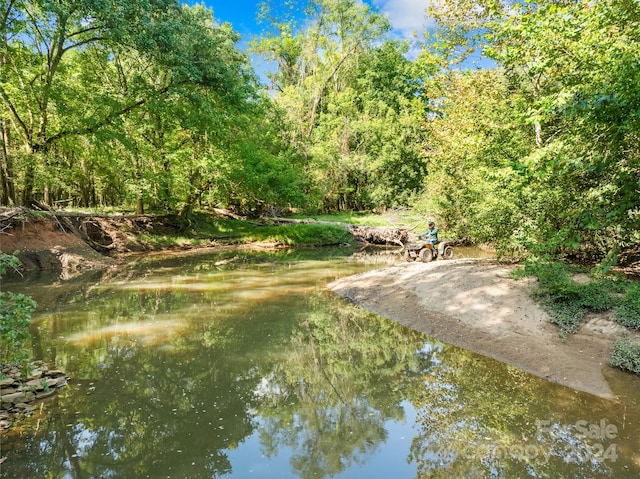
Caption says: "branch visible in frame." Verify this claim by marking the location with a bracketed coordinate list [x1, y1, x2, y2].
[62, 36, 105, 54]
[66, 25, 102, 40]
[305, 44, 359, 138]
[0, 86, 30, 142]
[42, 84, 173, 147]
[1, 1, 17, 26]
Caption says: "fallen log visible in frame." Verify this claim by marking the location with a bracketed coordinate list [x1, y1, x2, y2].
[347, 225, 409, 246]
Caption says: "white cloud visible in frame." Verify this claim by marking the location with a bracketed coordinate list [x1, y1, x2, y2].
[371, 0, 434, 40]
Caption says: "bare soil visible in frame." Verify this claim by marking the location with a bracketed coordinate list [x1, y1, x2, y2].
[0, 218, 112, 272]
[330, 258, 638, 399]
[0, 209, 186, 273]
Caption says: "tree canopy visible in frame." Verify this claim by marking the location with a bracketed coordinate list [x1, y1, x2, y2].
[415, 0, 640, 262]
[0, 0, 303, 215]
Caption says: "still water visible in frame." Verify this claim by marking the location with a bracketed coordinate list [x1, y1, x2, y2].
[1, 247, 639, 478]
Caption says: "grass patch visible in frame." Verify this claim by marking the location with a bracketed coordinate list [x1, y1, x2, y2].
[290, 212, 379, 225]
[617, 283, 640, 330]
[290, 210, 422, 228]
[513, 260, 640, 375]
[511, 261, 625, 337]
[134, 213, 354, 248]
[239, 223, 353, 246]
[608, 335, 640, 374]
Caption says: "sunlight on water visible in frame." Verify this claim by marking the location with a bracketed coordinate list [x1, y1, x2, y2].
[64, 318, 190, 346]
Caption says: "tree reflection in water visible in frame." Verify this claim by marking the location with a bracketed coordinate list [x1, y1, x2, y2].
[409, 346, 624, 479]
[3, 252, 432, 479]
[253, 292, 433, 478]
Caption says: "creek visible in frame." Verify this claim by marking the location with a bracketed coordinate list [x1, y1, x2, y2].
[1, 247, 639, 478]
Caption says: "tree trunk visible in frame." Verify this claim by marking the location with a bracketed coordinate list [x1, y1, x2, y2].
[0, 118, 15, 205]
[22, 161, 35, 206]
[179, 178, 212, 219]
[134, 157, 144, 214]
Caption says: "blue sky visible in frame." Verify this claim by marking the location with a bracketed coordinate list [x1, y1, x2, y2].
[194, 1, 492, 77]
[201, 0, 433, 43]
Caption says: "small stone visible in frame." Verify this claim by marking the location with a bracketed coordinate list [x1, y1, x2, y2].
[2, 391, 36, 404]
[27, 368, 44, 380]
[1, 391, 29, 404]
[26, 379, 46, 390]
[36, 390, 56, 400]
[0, 378, 16, 388]
[54, 377, 67, 388]
[13, 403, 36, 412]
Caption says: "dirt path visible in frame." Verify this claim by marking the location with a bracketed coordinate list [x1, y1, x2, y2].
[329, 258, 628, 399]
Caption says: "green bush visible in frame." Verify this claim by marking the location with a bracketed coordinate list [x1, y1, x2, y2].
[609, 335, 640, 375]
[516, 260, 620, 337]
[0, 254, 37, 369]
[617, 283, 640, 330]
[578, 281, 616, 312]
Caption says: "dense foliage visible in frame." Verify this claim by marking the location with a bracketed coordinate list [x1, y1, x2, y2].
[415, 0, 640, 262]
[0, 254, 36, 369]
[252, 0, 428, 211]
[0, 0, 304, 216]
[609, 335, 640, 374]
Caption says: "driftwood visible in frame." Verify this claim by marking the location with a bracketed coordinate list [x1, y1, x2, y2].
[347, 225, 409, 246]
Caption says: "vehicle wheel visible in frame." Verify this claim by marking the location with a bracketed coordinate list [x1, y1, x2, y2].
[419, 248, 433, 262]
[404, 250, 414, 262]
[442, 245, 454, 260]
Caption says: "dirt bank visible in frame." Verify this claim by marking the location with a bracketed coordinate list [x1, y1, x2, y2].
[0, 209, 187, 273]
[329, 259, 634, 399]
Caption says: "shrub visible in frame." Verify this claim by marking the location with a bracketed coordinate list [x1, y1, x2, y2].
[516, 260, 619, 337]
[609, 335, 640, 375]
[616, 283, 640, 330]
[0, 254, 37, 369]
[578, 280, 616, 312]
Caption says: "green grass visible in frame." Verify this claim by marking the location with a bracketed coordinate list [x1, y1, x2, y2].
[134, 213, 354, 249]
[617, 283, 640, 330]
[512, 260, 640, 375]
[252, 223, 353, 246]
[609, 335, 640, 374]
[512, 261, 630, 336]
[289, 210, 423, 228]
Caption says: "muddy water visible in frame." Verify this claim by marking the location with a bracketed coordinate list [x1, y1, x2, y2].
[1, 248, 639, 479]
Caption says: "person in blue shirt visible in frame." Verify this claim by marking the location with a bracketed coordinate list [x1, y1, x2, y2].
[418, 221, 438, 253]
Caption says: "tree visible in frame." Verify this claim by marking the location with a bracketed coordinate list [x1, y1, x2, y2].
[417, 0, 640, 262]
[415, 47, 534, 255]
[492, 0, 640, 261]
[0, 1, 258, 211]
[254, 0, 429, 211]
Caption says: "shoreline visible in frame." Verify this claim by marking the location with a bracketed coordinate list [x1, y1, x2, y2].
[329, 258, 627, 399]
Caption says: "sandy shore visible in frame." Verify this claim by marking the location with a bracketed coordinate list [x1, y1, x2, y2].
[329, 258, 629, 399]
